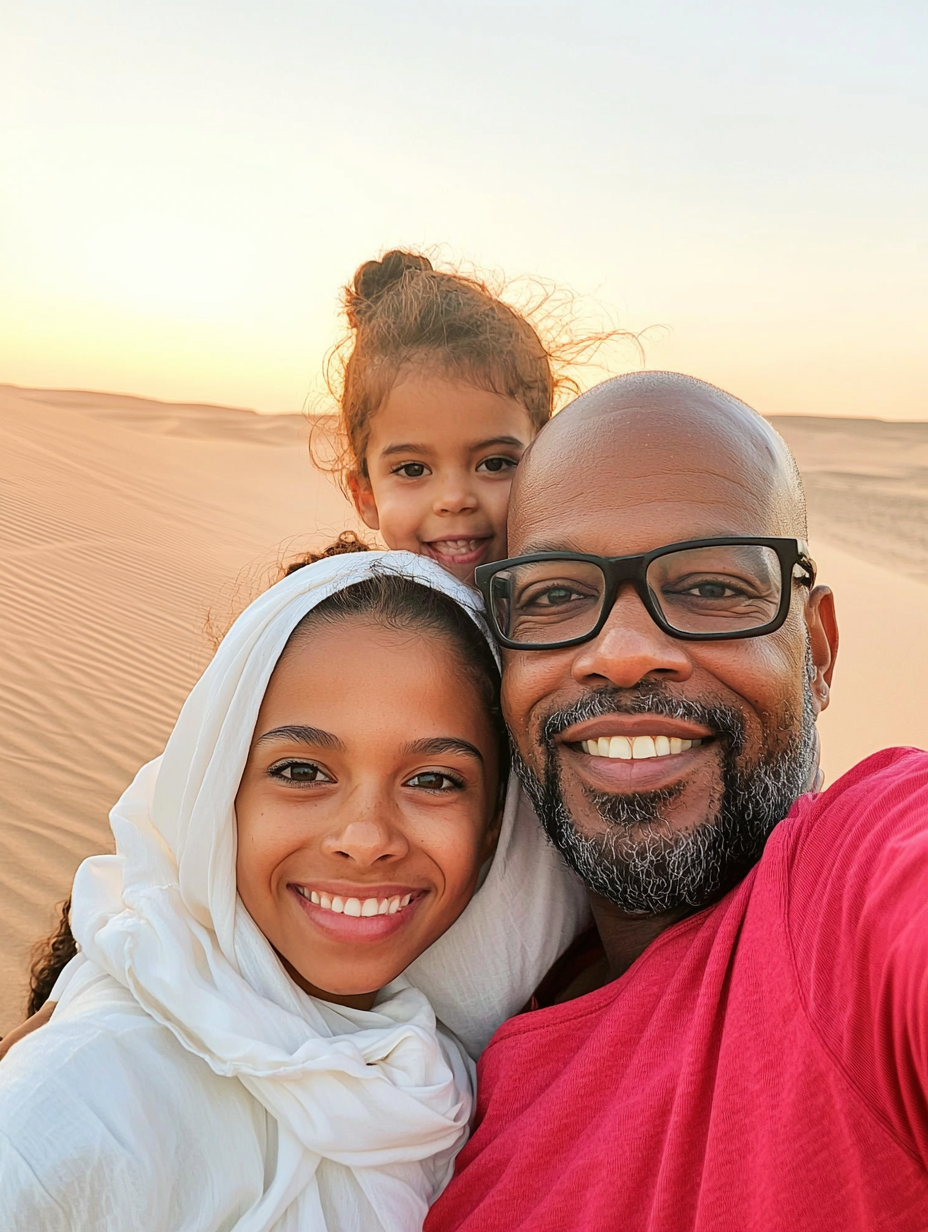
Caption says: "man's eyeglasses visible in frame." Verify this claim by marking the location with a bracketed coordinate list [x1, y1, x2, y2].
[474, 537, 816, 650]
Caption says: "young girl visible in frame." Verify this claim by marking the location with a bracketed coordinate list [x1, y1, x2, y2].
[319, 250, 608, 585]
[0, 551, 586, 1231]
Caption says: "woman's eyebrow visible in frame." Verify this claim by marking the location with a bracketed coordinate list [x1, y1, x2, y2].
[402, 737, 484, 764]
[254, 725, 344, 749]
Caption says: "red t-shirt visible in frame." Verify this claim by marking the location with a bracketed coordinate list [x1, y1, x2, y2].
[427, 748, 928, 1232]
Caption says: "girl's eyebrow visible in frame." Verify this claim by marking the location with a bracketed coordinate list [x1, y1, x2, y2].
[402, 737, 484, 764]
[470, 435, 527, 452]
[255, 725, 344, 749]
[378, 434, 527, 460]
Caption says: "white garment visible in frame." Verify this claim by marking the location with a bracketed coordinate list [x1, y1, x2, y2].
[0, 551, 588, 1232]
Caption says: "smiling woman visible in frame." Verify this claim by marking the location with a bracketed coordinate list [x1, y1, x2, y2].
[0, 551, 586, 1232]
[233, 574, 506, 1013]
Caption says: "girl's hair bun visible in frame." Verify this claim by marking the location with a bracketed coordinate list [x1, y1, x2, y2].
[347, 250, 433, 325]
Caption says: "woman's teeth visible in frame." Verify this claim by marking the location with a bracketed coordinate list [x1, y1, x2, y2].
[295, 888, 414, 916]
[581, 735, 704, 760]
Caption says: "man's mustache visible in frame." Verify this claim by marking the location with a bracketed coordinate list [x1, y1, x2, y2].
[538, 683, 747, 759]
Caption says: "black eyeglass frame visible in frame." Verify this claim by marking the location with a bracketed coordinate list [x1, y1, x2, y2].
[474, 536, 816, 650]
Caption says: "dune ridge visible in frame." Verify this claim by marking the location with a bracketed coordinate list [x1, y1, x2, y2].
[1, 387, 926, 1033]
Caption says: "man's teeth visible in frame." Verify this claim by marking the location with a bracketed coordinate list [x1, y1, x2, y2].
[295, 888, 414, 916]
[580, 735, 704, 760]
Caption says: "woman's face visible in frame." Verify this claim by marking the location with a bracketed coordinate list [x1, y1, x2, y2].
[235, 616, 501, 1009]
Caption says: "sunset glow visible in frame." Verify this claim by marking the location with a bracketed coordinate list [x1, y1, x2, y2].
[2, 1, 926, 418]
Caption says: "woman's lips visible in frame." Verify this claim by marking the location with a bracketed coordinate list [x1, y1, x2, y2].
[288, 884, 425, 942]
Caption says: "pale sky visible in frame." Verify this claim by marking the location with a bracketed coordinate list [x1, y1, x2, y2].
[1, 0, 926, 418]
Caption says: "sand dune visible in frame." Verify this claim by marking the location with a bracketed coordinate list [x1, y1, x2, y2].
[0, 385, 358, 1031]
[1, 387, 927, 1032]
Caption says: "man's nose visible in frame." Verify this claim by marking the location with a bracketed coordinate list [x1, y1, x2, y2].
[320, 791, 410, 867]
[433, 471, 477, 516]
[570, 584, 694, 690]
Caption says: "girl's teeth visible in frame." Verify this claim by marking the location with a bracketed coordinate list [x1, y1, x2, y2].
[581, 736, 702, 760]
[298, 889, 417, 916]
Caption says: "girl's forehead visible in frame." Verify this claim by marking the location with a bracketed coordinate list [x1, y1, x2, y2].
[369, 376, 535, 452]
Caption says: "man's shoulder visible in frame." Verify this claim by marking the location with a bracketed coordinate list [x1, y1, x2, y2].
[782, 745, 928, 873]
[775, 745, 928, 983]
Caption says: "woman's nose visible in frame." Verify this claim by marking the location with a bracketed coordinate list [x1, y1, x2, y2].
[320, 798, 410, 867]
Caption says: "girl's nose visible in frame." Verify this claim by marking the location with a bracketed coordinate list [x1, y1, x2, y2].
[320, 803, 410, 868]
[433, 473, 477, 516]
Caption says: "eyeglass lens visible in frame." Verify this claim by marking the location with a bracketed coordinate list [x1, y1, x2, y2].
[489, 545, 784, 644]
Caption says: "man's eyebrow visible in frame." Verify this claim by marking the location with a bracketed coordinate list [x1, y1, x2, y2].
[517, 540, 591, 555]
[402, 737, 484, 764]
[254, 725, 344, 750]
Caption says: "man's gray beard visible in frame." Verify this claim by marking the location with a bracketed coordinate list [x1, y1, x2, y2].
[513, 653, 818, 916]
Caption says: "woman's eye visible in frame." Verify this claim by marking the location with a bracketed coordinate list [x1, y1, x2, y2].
[406, 771, 463, 792]
[476, 455, 517, 474]
[392, 462, 428, 478]
[269, 760, 332, 784]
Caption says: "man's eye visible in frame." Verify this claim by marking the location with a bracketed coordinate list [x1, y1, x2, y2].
[477, 456, 517, 474]
[269, 760, 332, 784]
[521, 585, 590, 609]
[406, 771, 463, 792]
[392, 462, 428, 478]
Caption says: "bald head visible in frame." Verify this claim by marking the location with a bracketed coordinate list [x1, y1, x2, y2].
[511, 372, 806, 551]
[499, 371, 838, 928]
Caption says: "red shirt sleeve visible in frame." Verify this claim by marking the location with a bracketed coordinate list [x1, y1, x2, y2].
[783, 747, 928, 1164]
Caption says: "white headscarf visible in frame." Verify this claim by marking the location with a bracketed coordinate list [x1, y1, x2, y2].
[57, 550, 588, 1232]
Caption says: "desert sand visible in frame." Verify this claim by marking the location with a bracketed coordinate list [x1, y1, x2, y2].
[1, 387, 927, 1033]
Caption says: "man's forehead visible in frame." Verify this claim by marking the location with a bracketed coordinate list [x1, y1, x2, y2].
[509, 374, 805, 551]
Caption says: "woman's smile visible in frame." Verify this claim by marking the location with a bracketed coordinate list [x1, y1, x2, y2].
[289, 882, 427, 942]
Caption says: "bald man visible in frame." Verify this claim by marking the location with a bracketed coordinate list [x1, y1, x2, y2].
[427, 373, 928, 1232]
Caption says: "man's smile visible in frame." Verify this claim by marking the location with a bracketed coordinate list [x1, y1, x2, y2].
[555, 714, 718, 794]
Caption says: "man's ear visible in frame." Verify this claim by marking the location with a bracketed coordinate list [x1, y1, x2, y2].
[348, 474, 380, 531]
[806, 584, 838, 714]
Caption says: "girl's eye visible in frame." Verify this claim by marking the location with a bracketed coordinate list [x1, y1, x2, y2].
[269, 760, 333, 784]
[477, 455, 518, 474]
[392, 462, 429, 478]
[406, 771, 464, 792]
